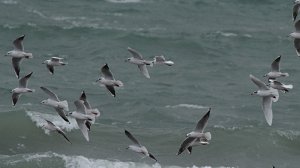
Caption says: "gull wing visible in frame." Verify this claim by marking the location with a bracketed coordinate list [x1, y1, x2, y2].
[105, 85, 116, 97]
[177, 137, 197, 155]
[101, 64, 114, 80]
[12, 93, 20, 106]
[262, 97, 273, 126]
[271, 56, 281, 72]
[76, 119, 89, 141]
[13, 35, 25, 51]
[74, 100, 86, 113]
[125, 130, 141, 146]
[295, 20, 300, 32]
[51, 57, 63, 62]
[55, 108, 70, 123]
[293, 3, 300, 21]
[19, 72, 33, 88]
[57, 129, 72, 144]
[294, 38, 300, 56]
[195, 108, 211, 132]
[47, 65, 54, 74]
[138, 65, 150, 79]
[127, 47, 143, 59]
[12, 57, 22, 78]
[149, 153, 158, 162]
[249, 74, 268, 90]
[40, 86, 60, 101]
[79, 91, 91, 109]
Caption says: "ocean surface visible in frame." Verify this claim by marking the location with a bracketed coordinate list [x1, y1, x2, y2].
[0, 0, 299, 167]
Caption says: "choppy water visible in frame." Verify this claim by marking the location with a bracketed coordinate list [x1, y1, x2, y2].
[0, 0, 299, 167]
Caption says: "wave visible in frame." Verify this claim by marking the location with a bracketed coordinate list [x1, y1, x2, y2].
[25, 111, 78, 134]
[274, 130, 300, 141]
[215, 31, 252, 38]
[213, 125, 254, 131]
[0, 151, 235, 168]
[165, 104, 209, 110]
[1, 0, 17, 5]
[106, 0, 141, 3]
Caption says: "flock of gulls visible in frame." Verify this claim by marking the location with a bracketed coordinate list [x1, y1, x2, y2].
[3, 2, 300, 167]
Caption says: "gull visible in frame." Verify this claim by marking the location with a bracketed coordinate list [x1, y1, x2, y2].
[177, 136, 209, 155]
[68, 100, 94, 141]
[289, 20, 300, 56]
[186, 108, 212, 141]
[79, 91, 100, 131]
[267, 80, 293, 93]
[250, 74, 279, 126]
[40, 86, 70, 123]
[42, 119, 71, 144]
[126, 47, 153, 78]
[96, 64, 123, 97]
[125, 130, 157, 162]
[5, 35, 33, 78]
[153, 55, 174, 66]
[264, 56, 289, 80]
[293, 0, 300, 21]
[42, 57, 67, 74]
[11, 72, 34, 106]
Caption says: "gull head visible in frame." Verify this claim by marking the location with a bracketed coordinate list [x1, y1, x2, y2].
[67, 112, 73, 116]
[40, 100, 48, 105]
[125, 58, 131, 62]
[250, 91, 257, 95]
[5, 51, 12, 56]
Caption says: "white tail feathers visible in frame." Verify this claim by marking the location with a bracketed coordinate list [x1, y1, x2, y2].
[164, 61, 174, 66]
[283, 73, 289, 77]
[60, 100, 69, 111]
[204, 132, 211, 141]
[25, 53, 33, 59]
[115, 80, 124, 87]
[284, 84, 293, 89]
[87, 108, 101, 117]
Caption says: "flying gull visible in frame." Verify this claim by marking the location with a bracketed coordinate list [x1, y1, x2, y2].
[264, 56, 289, 80]
[11, 72, 34, 106]
[267, 80, 293, 93]
[5, 35, 33, 78]
[42, 56, 67, 74]
[153, 55, 174, 66]
[42, 119, 71, 144]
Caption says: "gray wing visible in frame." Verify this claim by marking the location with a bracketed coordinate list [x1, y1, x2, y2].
[57, 129, 72, 144]
[19, 72, 33, 88]
[101, 64, 114, 80]
[295, 20, 300, 32]
[177, 137, 198, 155]
[138, 65, 150, 78]
[154, 55, 166, 62]
[195, 108, 211, 132]
[55, 108, 70, 123]
[45, 119, 56, 127]
[127, 47, 143, 59]
[149, 153, 158, 162]
[74, 100, 86, 113]
[262, 97, 273, 126]
[51, 57, 63, 62]
[293, 3, 300, 21]
[12, 93, 20, 106]
[12, 57, 22, 79]
[271, 56, 281, 72]
[79, 91, 91, 109]
[125, 130, 141, 146]
[40, 87, 59, 101]
[105, 85, 116, 97]
[47, 64, 54, 74]
[13, 35, 25, 51]
[294, 38, 300, 56]
[249, 74, 268, 90]
[76, 119, 89, 141]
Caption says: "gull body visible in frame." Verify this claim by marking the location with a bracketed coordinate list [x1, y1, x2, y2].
[177, 136, 210, 155]
[11, 72, 34, 106]
[42, 119, 71, 144]
[40, 86, 69, 123]
[97, 64, 123, 97]
[250, 74, 279, 126]
[268, 80, 293, 93]
[5, 35, 33, 78]
[264, 56, 289, 80]
[126, 47, 153, 78]
[153, 55, 174, 66]
[43, 57, 67, 74]
[125, 130, 157, 162]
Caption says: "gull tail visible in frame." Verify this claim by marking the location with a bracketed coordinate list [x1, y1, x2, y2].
[283, 84, 293, 89]
[115, 80, 124, 87]
[60, 100, 69, 111]
[25, 53, 33, 59]
[164, 61, 174, 66]
[282, 73, 289, 77]
[88, 108, 101, 117]
[204, 132, 211, 141]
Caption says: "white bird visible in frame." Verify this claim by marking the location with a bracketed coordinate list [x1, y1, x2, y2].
[5, 35, 33, 79]
[42, 119, 71, 144]
[125, 130, 157, 162]
[186, 108, 211, 141]
[11, 72, 34, 106]
[40, 86, 70, 123]
[293, 0, 300, 21]
[267, 80, 293, 93]
[153, 55, 174, 66]
[96, 64, 123, 97]
[126, 47, 153, 78]
[289, 20, 300, 56]
[42, 57, 67, 74]
[250, 74, 279, 126]
[264, 56, 289, 80]
[177, 136, 208, 155]
[79, 91, 100, 131]
[68, 100, 94, 141]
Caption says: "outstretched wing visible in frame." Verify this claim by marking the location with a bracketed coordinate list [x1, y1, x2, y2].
[125, 130, 141, 146]
[19, 72, 33, 88]
[195, 108, 211, 132]
[127, 47, 143, 59]
[101, 64, 114, 80]
[40, 86, 60, 101]
[13, 35, 25, 51]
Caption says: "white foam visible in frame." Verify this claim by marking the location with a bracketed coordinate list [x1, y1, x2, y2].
[1, 151, 236, 168]
[1, 0, 17, 5]
[216, 31, 237, 37]
[275, 130, 300, 141]
[213, 125, 253, 131]
[26, 111, 78, 134]
[106, 0, 141, 3]
[165, 104, 209, 109]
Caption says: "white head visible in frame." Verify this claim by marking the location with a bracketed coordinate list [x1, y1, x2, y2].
[5, 51, 13, 56]
[41, 100, 49, 105]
